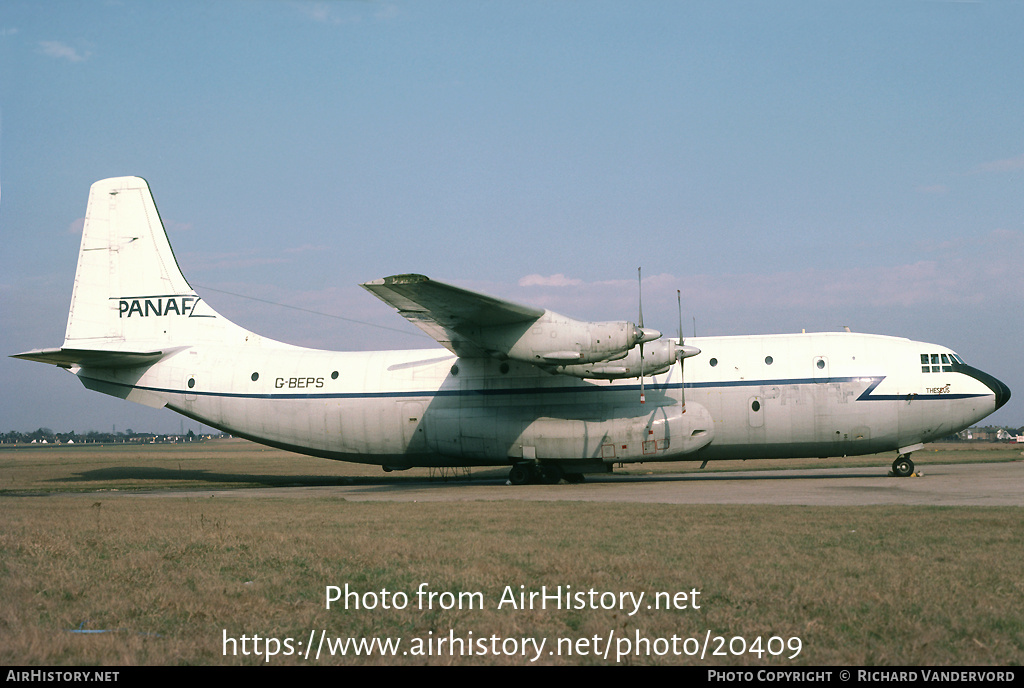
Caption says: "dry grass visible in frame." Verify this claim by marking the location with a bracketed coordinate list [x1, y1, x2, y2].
[1, 440, 1022, 665]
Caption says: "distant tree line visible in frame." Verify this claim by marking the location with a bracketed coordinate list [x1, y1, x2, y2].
[2, 425, 1018, 446]
[0, 428, 230, 445]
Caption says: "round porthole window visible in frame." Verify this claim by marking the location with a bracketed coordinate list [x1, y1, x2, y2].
[709, 358, 718, 367]
[765, 356, 773, 365]
[451, 364, 460, 376]
[816, 359, 825, 369]
[331, 371, 339, 380]
[251, 372, 259, 382]
[187, 378, 195, 389]
[752, 400, 761, 412]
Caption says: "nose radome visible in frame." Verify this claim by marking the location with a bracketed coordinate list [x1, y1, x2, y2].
[990, 375, 1011, 411]
[958, 364, 1011, 411]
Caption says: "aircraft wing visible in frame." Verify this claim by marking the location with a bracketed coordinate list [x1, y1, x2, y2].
[361, 274, 545, 357]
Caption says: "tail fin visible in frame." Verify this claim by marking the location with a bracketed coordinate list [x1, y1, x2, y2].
[61, 177, 244, 350]
[14, 177, 249, 368]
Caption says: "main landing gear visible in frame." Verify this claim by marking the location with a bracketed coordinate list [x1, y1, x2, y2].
[507, 463, 585, 485]
[891, 454, 915, 478]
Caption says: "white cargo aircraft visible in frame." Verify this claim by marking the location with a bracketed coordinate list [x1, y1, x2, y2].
[14, 177, 1010, 484]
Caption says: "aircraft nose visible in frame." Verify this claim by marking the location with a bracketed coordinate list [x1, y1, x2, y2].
[958, 363, 1011, 411]
[989, 374, 1011, 411]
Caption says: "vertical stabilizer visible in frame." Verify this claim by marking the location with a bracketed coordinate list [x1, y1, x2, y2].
[63, 177, 242, 350]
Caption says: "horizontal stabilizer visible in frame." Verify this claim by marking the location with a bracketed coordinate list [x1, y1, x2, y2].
[11, 347, 167, 369]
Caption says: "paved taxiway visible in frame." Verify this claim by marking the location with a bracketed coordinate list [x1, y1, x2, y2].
[146, 461, 1023, 506]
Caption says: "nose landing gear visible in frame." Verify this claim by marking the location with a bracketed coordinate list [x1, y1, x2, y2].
[891, 454, 915, 478]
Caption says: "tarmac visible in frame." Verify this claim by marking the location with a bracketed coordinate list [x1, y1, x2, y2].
[142, 461, 1024, 506]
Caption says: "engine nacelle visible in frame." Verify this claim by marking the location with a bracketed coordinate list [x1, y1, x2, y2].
[479, 310, 660, 366]
[553, 340, 673, 379]
[554, 340, 701, 380]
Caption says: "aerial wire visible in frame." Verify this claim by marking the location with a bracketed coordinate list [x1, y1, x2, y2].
[193, 284, 431, 340]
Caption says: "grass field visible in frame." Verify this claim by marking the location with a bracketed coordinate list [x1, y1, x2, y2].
[1, 440, 1022, 665]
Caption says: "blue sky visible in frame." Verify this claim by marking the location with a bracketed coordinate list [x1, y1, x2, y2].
[2, 0, 1021, 434]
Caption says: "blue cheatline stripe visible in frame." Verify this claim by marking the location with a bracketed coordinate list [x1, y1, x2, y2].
[80, 374, 991, 403]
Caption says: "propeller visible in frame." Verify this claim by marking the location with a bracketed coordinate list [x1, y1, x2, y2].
[639, 268, 645, 404]
[633, 268, 665, 403]
[678, 290, 685, 413]
[676, 289, 701, 413]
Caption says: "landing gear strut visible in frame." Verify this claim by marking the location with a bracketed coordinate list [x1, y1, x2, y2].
[537, 463, 563, 485]
[507, 462, 566, 485]
[892, 454, 915, 478]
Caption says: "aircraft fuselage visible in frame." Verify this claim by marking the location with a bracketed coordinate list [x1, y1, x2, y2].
[74, 330, 1003, 470]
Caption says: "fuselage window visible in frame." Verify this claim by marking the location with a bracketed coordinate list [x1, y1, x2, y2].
[765, 356, 773, 365]
[709, 358, 718, 367]
[251, 372, 259, 382]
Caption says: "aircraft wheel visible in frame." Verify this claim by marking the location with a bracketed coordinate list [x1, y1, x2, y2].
[892, 455, 914, 478]
[537, 463, 563, 485]
[508, 464, 533, 485]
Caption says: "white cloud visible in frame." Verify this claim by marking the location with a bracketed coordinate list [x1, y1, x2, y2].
[970, 153, 1024, 175]
[518, 273, 583, 287]
[374, 3, 401, 21]
[499, 230, 1024, 332]
[285, 243, 329, 254]
[39, 41, 90, 62]
[297, 1, 400, 25]
[299, 2, 342, 24]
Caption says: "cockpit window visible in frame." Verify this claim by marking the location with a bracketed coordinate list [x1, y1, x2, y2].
[921, 352, 955, 373]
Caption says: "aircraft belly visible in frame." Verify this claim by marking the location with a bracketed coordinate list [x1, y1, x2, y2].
[422, 401, 713, 463]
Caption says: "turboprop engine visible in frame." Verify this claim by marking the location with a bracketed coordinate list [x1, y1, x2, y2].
[554, 340, 701, 380]
[482, 310, 662, 366]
